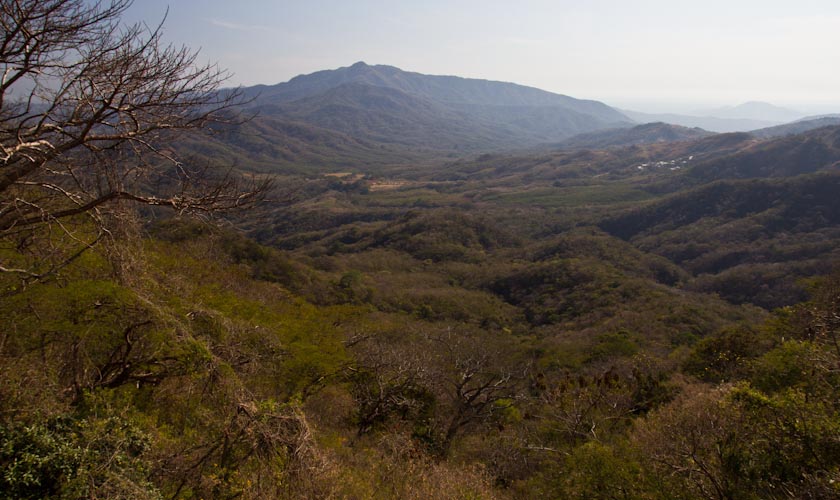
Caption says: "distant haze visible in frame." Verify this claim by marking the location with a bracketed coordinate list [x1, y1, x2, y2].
[126, 0, 840, 115]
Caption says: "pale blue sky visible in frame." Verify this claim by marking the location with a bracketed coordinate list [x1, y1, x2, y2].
[125, 0, 840, 113]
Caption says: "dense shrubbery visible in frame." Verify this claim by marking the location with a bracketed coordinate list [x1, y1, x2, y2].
[3, 211, 835, 498]
[8, 146, 840, 498]
[4, 18, 840, 493]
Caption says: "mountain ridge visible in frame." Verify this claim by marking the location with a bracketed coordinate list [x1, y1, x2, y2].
[695, 101, 805, 123]
[219, 62, 634, 159]
[621, 109, 778, 133]
[246, 62, 629, 121]
[552, 122, 714, 150]
[750, 117, 840, 139]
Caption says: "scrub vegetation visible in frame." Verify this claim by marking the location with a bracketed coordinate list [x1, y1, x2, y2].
[3, 2, 840, 499]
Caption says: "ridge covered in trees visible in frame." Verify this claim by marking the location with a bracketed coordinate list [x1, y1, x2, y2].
[3, 2, 840, 499]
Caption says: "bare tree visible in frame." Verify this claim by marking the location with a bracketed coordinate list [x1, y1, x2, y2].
[0, 0, 270, 280]
[348, 334, 432, 437]
[426, 330, 524, 458]
[346, 328, 523, 457]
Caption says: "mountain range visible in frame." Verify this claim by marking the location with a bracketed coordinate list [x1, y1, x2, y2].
[189, 63, 840, 174]
[750, 116, 840, 139]
[12, 54, 840, 499]
[621, 102, 820, 133]
[695, 101, 805, 123]
[219, 62, 633, 158]
[621, 109, 777, 133]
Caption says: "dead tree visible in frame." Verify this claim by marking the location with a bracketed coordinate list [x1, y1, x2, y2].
[0, 0, 270, 280]
[427, 330, 523, 458]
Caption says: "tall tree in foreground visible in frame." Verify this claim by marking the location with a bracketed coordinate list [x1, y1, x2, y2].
[0, 0, 269, 281]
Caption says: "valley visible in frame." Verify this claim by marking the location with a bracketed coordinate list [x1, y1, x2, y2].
[3, 4, 840, 496]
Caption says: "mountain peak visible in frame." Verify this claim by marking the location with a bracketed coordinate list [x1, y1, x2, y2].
[238, 63, 631, 151]
[267, 63, 629, 114]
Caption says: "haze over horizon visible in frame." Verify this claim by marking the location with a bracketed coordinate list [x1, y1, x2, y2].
[126, 0, 840, 115]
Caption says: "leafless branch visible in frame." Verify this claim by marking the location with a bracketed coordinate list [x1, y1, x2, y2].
[0, 0, 271, 279]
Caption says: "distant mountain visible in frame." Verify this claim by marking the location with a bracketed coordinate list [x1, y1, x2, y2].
[246, 62, 627, 119]
[228, 62, 632, 158]
[796, 113, 840, 122]
[696, 101, 805, 123]
[621, 109, 777, 133]
[622, 103, 811, 133]
[750, 117, 840, 139]
[256, 82, 515, 151]
[553, 122, 714, 150]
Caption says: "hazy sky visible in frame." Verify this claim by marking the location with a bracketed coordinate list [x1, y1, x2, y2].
[125, 0, 840, 113]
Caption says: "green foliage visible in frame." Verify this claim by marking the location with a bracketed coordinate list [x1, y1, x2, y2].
[603, 173, 840, 308]
[489, 184, 654, 208]
[750, 341, 819, 393]
[337, 269, 373, 303]
[4, 278, 137, 337]
[635, 270, 840, 500]
[589, 330, 639, 361]
[0, 415, 160, 500]
[6, 115, 840, 498]
[684, 327, 769, 383]
[557, 441, 644, 500]
[365, 210, 515, 263]
[732, 384, 840, 476]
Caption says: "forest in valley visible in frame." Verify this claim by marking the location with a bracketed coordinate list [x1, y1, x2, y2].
[3, 2, 840, 499]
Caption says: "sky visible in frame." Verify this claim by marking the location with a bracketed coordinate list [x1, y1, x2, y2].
[124, 0, 840, 114]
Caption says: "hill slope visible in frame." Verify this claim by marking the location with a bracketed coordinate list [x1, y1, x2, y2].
[256, 82, 520, 151]
[750, 116, 840, 139]
[553, 122, 714, 150]
[686, 125, 840, 183]
[226, 62, 632, 159]
[599, 173, 840, 307]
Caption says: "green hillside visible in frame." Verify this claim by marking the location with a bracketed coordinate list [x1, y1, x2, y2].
[4, 3, 840, 497]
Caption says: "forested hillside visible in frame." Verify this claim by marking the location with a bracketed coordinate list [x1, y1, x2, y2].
[3, 2, 840, 499]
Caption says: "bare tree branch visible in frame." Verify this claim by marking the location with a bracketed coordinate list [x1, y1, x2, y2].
[0, 0, 271, 280]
